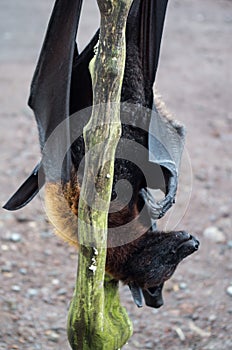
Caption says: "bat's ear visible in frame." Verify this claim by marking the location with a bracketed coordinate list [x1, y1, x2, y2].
[3, 163, 44, 211]
[128, 282, 165, 309]
[128, 282, 144, 308]
[142, 284, 164, 308]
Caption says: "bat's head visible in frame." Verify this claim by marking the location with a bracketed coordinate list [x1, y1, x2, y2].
[126, 230, 199, 308]
[128, 230, 199, 288]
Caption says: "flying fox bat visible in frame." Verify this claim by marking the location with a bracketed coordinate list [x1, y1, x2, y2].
[3, 0, 199, 308]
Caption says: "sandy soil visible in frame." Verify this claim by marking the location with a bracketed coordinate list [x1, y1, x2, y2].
[0, 0, 232, 349]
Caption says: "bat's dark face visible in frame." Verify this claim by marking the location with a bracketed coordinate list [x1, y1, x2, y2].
[107, 230, 199, 308]
[126, 231, 199, 289]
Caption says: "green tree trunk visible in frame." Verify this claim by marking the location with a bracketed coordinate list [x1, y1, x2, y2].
[67, 0, 133, 349]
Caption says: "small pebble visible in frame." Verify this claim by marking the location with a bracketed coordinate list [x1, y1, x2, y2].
[203, 226, 226, 243]
[152, 309, 159, 315]
[226, 264, 232, 272]
[27, 288, 38, 297]
[28, 221, 37, 228]
[57, 288, 67, 296]
[226, 286, 232, 297]
[52, 279, 60, 285]
[34, 345, 42, 350]
[208, 314, 217, 322]
[10, 233, 22, 243]
[3, 272, 13, 278]
[131, 340, 140, 347]
[28, 336, 35, 343]
[1, 265, 12, 273]
[47, 331, 60, 342]
[48, 270, 59, 277]
[209, 215, 217, 222]
[16, 215, 29, 223]
[179, 282, 187, 290]
[44, 249, 52, 256]
[40, 231, 53, 238]
[12, 285, 21, 292]
[195, 172, 207, 181]
[219, 205, 230, 218]
[145, 341, 153, 349]
[192, 313, 199, 321]
[19, 268, 28, 275]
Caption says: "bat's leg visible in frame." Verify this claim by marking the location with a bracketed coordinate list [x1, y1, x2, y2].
[139, 185, 176, 220]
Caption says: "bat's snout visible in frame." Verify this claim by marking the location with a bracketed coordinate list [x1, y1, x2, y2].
[175, 232, 200, 259]
[191, 236, 200, 251]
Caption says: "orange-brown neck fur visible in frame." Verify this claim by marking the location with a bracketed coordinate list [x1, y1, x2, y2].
[44, 177, 150, 281]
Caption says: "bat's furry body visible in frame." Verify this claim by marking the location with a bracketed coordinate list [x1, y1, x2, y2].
[4, 0, 199, 307]
[45, 175, 199, 308]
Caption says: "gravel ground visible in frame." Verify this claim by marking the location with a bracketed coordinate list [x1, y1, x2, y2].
[0, 0, 232, 349]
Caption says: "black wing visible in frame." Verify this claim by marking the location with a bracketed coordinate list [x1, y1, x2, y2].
[125, 1, 185, 309]
[3, 163, 44, 211]
[28, 0, 83, 183]
[4, 0, 181, 218]
[4, 0, 84, 210]
[131, 0, 185, 219]
[123, 0, 168, 106]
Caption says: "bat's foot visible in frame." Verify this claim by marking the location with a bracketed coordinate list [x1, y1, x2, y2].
[140, 183, 176, 220]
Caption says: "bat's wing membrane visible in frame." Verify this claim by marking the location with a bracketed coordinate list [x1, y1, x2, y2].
[134, 0, 185, 219]
[4, 0, 84, 210]
[3, 163, 44, 211]
[28, 0, 83, 183]
[125, 0, 168, 105]
[4, 0, 184, 220]
[141, 0, 169, 93]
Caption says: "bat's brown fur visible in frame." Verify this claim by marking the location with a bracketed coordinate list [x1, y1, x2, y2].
[45, 181, 80, 247]
[45, 178, 150, 279]
[45, 176, 199, 289]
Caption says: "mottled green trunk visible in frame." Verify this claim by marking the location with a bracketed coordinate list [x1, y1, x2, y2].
[67, 0, 133, 349]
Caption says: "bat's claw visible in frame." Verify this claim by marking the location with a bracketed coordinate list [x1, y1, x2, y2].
[140, 177, 177, 220]
[158, 174, 177, 217]
[140, 188, 163, 220]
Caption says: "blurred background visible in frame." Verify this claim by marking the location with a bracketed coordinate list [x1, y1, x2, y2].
[0, 0, 232, 349]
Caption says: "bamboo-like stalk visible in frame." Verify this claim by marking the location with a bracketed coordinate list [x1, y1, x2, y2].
[67, 0, 133, 348]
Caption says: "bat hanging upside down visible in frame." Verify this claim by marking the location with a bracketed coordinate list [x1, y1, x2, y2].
[3, 0, 199, 308]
